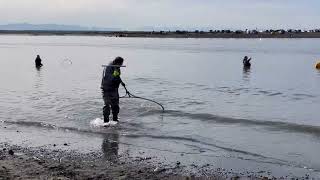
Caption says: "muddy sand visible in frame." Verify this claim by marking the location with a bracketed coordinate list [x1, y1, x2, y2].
[0, 122, 315, 179]
[0, 143, 226, 180]
[2, 142, 313, 180]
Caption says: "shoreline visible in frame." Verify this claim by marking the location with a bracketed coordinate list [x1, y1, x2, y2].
[1, 122, 310, 180]
[1, 30, 320, 38]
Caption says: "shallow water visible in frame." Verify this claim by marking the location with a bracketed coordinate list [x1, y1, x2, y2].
[0, 35, 320, 177]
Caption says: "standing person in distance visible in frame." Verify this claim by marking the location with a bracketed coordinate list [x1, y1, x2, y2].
[243, 56, 252, 68]
[35, 55, 43, 68]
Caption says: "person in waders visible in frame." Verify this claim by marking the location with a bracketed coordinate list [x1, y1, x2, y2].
[101, 57, 125, 126]
[243, 56, 252, 68]
[35, 55, 43, 68]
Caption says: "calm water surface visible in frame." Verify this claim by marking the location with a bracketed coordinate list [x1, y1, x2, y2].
[0, 35, 320, 177]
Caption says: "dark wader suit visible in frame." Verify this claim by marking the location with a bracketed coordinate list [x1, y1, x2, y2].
[101, 65, 122, 122]
[243, 59, 251, 67]
[35, 57, 43, 67]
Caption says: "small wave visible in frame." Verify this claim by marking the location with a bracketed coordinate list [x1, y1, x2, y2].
[214, 86, 293, 99]
[183, 82, 206, 88]
[185, 101, 206, 106]
[258, 90, 270, 94]
[2, 119, 144, 137]
[2, 120, 113, 136]
[123, 133, 290, 166]
[155, 110, 320, 136]
[3, 121, 57, 129]
[293, 93, 316, 98]
[218, 86, 229, 89]
[268, 92, 283, 96]
[132, 77, 155, 82]
[201, 87, 214, 91]
[125, 134, 267, 157]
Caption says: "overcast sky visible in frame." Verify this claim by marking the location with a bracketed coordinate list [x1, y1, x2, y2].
[0, 0, 319, 30]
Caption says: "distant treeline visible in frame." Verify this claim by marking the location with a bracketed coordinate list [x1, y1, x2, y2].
[169, 29, 320, 34]
[1, 29, 320, 38]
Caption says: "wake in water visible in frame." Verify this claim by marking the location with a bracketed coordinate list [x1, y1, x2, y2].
[138, 109, 320, 136]
[90, 118, 119, 127]
[90, 118, 105, 127]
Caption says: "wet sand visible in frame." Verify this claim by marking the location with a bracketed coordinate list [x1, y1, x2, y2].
[0, 121, 284, 180]
[0, 143, 224, 180]
[0, 140, 312, 180]
[0, 122, 225, 179]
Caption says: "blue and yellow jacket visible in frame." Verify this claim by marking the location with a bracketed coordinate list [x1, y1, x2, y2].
[101, 63, 122, 91]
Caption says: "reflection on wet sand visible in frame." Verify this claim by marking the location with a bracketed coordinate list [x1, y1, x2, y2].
[34, 65, 44, 93]
[102, 131, 119, 162]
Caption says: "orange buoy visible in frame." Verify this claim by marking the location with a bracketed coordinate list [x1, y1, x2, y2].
[316, 62, 320, 69]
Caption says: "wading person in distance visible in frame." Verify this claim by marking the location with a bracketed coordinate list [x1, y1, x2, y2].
[35, 55, 43, 68]
[243, 56, 252, 68]
[101, 57, 125, 126]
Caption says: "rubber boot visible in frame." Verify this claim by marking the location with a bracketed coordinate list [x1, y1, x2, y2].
[112, 114, 118, 122]
[104, 116, 110, 123]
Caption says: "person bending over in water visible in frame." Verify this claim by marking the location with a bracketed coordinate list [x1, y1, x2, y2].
[101, 57, 125, 126]
[243, 56, 252, 67]
[35, 55, 43, 67]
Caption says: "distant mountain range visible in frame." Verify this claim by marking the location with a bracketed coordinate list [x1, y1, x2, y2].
[0, 23, 121, 31]
[0, 23, 220, 32]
